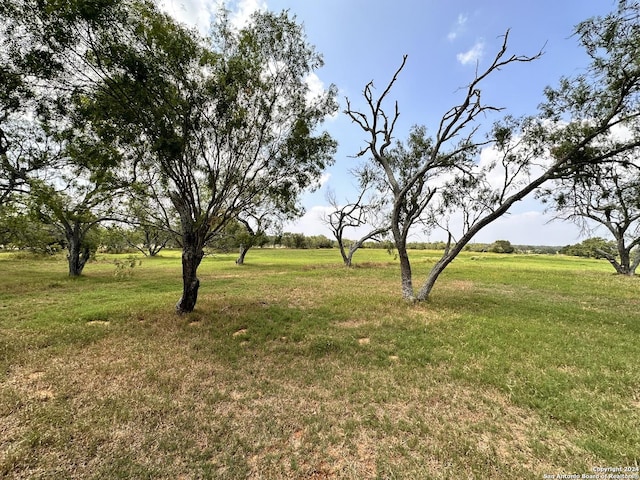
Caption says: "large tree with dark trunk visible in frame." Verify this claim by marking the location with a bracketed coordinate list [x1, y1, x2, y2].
[82, 5, 337, 312]
[25, 130, 127, 276]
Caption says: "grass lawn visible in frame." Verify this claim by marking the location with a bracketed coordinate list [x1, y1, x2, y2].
[0, 248, 639, 479]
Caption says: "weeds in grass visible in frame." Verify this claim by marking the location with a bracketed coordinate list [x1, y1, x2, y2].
[113, 255, 142, 279]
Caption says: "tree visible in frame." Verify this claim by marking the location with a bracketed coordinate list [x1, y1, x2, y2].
[0, 0, 133, 205]
[324, 165, 389, 266]
[25, 131, 127, 276]
[0, 200, 63, 253]
[281, 232, 309, 249]
[206, 216, 269, 263]
[560, 237, 617, 259]
[1, 0, 154, 274]
[543, 159, 640, 274]
[120, 186, 178, 257]
[488, 240, 515, 254]
[536, 1, 640, 275]
[346, 1, 640, 302]
[233, 202, 283, 265]
[345, 37, 542, 301]
[83, 5, 337, 312]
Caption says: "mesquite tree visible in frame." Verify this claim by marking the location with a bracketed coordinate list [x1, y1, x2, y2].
[347, 1, 640, 301]
[233, 200, 287, 265]
[324, 165, 389, 267]
[345, 36, 542, 300]
[26, 131, 127, 276]
[542, 159, 640, 275]
[84, 6, 337, 312]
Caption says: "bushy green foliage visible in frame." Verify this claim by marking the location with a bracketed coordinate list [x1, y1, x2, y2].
[488, 239, 515, 253]
[560, 237, 617, 258]
[113, 254, 141, 279]
[98, 225, 136, 254]
[0, 203, 63, 253]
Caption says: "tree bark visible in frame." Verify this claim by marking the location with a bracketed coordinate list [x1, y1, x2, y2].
[236, 244, 250, 265]
[398, 245, 413, 300]
[631, 253, 640, 275]
[617, 239, 632, 275]
[66, 230, 90, 277]
[598, 241, 636, 276]
[176, 241, 204, 314]
[336, 237, 351, 267]
[416, 256, 451, 301]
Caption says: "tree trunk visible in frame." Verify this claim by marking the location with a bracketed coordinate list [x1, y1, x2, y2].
[66, 231, 90, 277]
[600, 240, 635, 275]
[176, 241, 204, 314]
[397, 244, 413, 300]
[631, 252, 640, 275]
[617, 240, 632, 275]
[416, 234, 462, 301]
[391, 218, 414, 300]
[337, 237, 351, 267]
[236, 244, 250, 265]
[416, 256, 451, 301]
[346, 246, 357, 268]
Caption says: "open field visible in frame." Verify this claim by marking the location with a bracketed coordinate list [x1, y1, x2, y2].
[1, 248, 639, 479]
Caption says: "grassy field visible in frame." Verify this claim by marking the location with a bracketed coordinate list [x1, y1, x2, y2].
[0, 248, 639, 479]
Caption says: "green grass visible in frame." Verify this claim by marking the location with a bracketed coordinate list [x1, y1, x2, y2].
[0, 248, 639, 479]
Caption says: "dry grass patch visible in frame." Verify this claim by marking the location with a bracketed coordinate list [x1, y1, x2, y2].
[1, 321, 599, 479]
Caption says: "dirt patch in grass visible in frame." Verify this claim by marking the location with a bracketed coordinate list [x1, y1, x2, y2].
[445, 280, 476, 291]
[334, 318, 372, 329]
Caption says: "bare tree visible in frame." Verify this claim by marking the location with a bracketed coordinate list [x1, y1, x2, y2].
[323, 165, 389, 266]
[345, 33, 542, 300]
[346, 7, 640, 301]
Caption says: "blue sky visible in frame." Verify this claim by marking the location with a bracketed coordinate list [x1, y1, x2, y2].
[161, 0, 618, 245]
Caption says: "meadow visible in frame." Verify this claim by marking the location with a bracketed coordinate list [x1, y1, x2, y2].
[0, 248, 638, 479]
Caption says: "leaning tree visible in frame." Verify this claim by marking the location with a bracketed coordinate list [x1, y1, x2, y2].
[347, 0, 640, 302]
[345, 37, 543, 300]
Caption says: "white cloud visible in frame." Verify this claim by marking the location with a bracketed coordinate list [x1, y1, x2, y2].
[305, 72, 324, 99]
[160, 0, 266, 33]
[284, 205, 334, 236]
[457, 40, 485, 65]
[225, 0, 267, 30]
[159, 0, 214, 34]
[447, 13, 468, 41]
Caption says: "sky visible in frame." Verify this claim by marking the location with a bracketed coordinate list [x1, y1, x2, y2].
[160, 0, 618, 246]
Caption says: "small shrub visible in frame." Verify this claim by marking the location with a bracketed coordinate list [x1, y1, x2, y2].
[113, 255, 141, 279]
